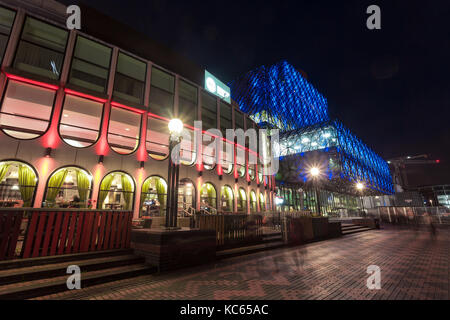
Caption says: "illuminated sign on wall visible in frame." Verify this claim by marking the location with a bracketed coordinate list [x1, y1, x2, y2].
[205, 70, 231, 103]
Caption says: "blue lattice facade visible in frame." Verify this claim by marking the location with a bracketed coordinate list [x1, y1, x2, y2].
[230, 61, 394, 195]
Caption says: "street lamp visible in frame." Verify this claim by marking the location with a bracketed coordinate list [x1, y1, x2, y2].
[165, 118, 183, 229]
[309, 167, 322, 216]
[356, 182, 365, 216]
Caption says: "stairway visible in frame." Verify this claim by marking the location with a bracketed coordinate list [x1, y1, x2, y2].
[341, 223, 372, 235]
[0, 249, 156, 300]
[216, 232, 285, 259]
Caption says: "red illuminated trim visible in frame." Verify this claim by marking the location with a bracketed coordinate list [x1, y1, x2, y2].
[5, 73, 59, 90]
[111, 101, 146, 114]
[64, 88, 107, 103]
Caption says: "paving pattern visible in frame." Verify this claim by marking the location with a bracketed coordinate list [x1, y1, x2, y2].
[35, 225, 450, 300]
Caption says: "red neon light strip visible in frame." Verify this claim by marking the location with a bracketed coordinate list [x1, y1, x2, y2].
[111, 101, 146, 114]
[64, 88, 107, 103]
[5, 73, 59, 90]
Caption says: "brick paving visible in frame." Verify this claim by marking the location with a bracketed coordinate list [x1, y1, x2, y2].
[35, 225, 449, 300]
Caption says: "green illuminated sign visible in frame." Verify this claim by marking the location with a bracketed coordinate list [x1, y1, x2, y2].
[205, 70, 231, 103]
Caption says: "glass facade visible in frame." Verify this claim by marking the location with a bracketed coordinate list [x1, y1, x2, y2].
[0, 160, 37, 207]
[220, 101, 232, 135]
[178, 79, 197, 126]
[146, 116, 169, 160]
[201, 91, 217, 130]
[69, 36, 112, 93]
[108, 107, 141, 154]
[14, 17, 67, 79]
[149, 67, 174, 118]
[98, 171, 134, 211]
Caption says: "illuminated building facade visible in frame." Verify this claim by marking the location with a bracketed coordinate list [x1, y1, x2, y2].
[0, 0, 275, 219]
[230, 61, 394, 215]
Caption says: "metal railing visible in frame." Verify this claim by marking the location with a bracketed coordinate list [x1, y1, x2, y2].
[367, 206, 450, 225]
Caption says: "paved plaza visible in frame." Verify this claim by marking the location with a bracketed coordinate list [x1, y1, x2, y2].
[35, 225, 449, 300]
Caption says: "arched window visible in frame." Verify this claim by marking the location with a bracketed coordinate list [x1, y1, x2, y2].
[108, 107, 141, 154]
[44, 166, 92, 208]
[202, 134, 216, 170]
[259, 193, 265, 212]
[220, 185, 234, 213]
[248, 164, 256, 181]
[221, 141, 233, 174]
[59, 94, 104, 147]
[250, 190, 257, 213]
[0, 160, 37, 207]
[178, 178, 195, 213]
[140, 176, 167, 217]
[179, 128, 196, 166]
[146, 116, 169, 160]
[98, 171, 135, 211]
[236, 146, 246, 178]
[200, 182, 216, 211]
[237, 188, 247, 213]
[0, 80, 56, 139]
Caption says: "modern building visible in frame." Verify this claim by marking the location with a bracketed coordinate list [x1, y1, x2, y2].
[230, 61, 394, 215]
[0, 0, 276, 220]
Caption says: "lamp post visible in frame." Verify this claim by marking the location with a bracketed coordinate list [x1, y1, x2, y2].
[165, 118, 183, 229]
[310, 167, 322, 216]
[356, 182, 365, 216]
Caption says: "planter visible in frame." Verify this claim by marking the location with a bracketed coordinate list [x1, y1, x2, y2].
[312, 217, 329, 239]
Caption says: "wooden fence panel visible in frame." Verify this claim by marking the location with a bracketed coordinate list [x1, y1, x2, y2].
[0, 211, 23, 260]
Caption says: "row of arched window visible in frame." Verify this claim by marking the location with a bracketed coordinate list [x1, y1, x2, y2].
[0, 160, 267, 214]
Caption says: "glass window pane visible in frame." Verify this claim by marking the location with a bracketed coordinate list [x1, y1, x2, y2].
[141, 176, 167, 217]
[200, 183, 217, 210]
[59, 95, 103, 147]
[180, 128, 196, 165]
[178, 80, 197, 126]
[0, 7, 15, 64]
[235, 111, 244, 130]
[0, 80, 55, 139]
[151, 67, 174, 93]
[0, 160, 37, 207]
[202, 91, 217, 130]
[220, 102, 232, 134]
[146, 116, 169, 160]
[108, 107, 141, 154]
[98, 172, 134, 211]
[113, 53, 146, 105]
[222, 141, 233, 174]
[116, 53, 146, 81]
[69, 36, 111, 93]
[13, 17, 67, 79]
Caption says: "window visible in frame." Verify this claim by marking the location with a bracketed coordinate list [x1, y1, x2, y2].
[221, 141, 233, 174]
[178, 179, 195, 213]
[0, 80, 55, 139]
[202, 134, 216, 170]
[235, 111, 244, 131]
[200, 182, 216, 210]
[146, 116, 169, 160]
[108, 107, 141, 154]
[236, 145, 246, 178]
[113, 53, 146, 105]
[0, 7, 15, 64]
[69, 36, 112, 93]
[141, 176, 167, 217]
[59, 95, 103, 147]
[259, 193, 265, 212]
[44, 167, 92, 208]
[237, 188, 247, 213]
[98, 172, 134, 211]
[220, 102, 232, 135]
[0, 160, 37, 207]
[201, 91, 217, 130]
[180, 128, 196, 166]
[250, 190, 257, 213]
[178, 80, 197, 126]
[13, 17, 67, 79]
[149, 67, 174, 118]
[220, 185, 234, 212]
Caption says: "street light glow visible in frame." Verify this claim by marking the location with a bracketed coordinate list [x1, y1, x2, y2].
[168, 118, 183, 135]
[310, 167, 320, 177]
[356, 182, 364, 190]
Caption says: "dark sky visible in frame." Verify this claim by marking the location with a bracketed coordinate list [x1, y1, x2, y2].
[62, 0, 450, 186]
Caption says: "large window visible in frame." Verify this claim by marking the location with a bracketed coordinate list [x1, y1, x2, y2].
[236, 145, 246, 178]
[59, 94, 103, 147]
[146, 116, 169, 160]
[149, 67, 174, 118]
[180, 128, 196, 166]
[200, 182, 217, 211]
[0, 7, 15, 64]
[250, 190, 257, 213]
[220, 102, 232, 135]
[0, 80, 55, 139]
[113, 53, 146, 105]
[259, 193, 265, 212]
[201, 91, 217, 130]
[220, 185, 234, 213]
[108, 107, 141, 154]
[98, 171, 135, 211]
[221, 141, 233, 174]
[44, 167, 92, 208]
[141, 176, 167, 217]
[237, 188, 247, 213]
[0, 160, 37, 207]
[202, 134, 216, 170]
[69, 36, 112, 93]
[235, 111, 244, 131]
[13, 17, 67, 79]
[178, 80, 197, 126]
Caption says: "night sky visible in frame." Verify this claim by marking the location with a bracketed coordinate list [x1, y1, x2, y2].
[62, 0, 450, 186]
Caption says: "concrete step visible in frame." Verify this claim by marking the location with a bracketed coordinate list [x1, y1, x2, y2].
[0, 263, 156, 300]
[262, 233, 283, 242]
[0, 249, 134, 271]
[217, 240, 285, 259]
[342, 225, 372, 235]
[0, 254, 145, 285]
